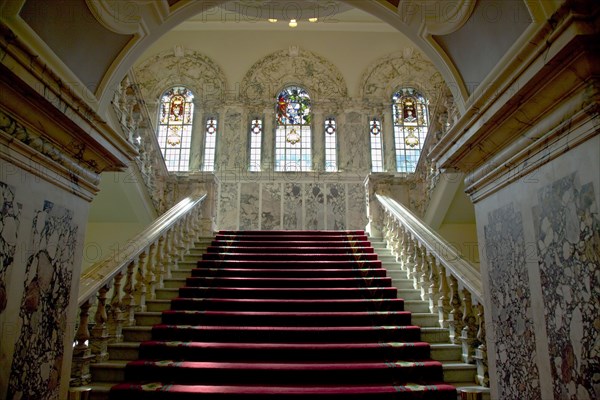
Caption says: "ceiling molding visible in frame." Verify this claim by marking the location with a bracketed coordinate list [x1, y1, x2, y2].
[86, 0, 144, 35]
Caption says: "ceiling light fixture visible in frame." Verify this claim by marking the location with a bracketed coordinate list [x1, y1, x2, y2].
[268, 18, 277, 23]
[288, 19, 298, 28]
[309, 18, 318, 22]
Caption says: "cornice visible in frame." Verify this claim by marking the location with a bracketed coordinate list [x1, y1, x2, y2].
[428, 3, 600, 202]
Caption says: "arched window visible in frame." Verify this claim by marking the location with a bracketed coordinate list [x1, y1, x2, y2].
[202, 117, 218, 172]
[392, 88, 429, 173]
[275, 86, 312, 171]
[369, 117, 384, 172]
[249, 118, 263, 172]
[324, 117, 337, 172]
[157, 86, 194, 172]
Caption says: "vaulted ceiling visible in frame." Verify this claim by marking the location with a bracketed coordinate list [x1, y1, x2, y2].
[1, 0, 557, 123]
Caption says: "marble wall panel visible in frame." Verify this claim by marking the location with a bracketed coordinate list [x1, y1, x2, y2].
[326, 183, 346, 230]
[483, 203, 541, 399]
[532, 173, 600, 400]
[283, 183, 303, 230]
[261, 183, 281, 230]
[347, 183, 367, 231]
[0, 182, 21, 314]
[305, 183, 325, 230]
[7, 201, 78, 400]
[239, 183, 259, 230]
[218, 110, 244, 173]
[218, 183, 239, 230]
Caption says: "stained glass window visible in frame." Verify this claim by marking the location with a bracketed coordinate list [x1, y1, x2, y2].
[157, 86, 194, 172]
[274, 86, 312, 171]
[249, 118, 262, 172]
[324, 117, 337, 172]
[202, 117, 218, 172]
[369, 117, 384, 172]
[392, 88, 429, 173]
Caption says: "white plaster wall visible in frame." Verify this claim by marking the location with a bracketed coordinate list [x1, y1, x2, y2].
[82, 223, 149, 270]
[437, 223, 480, 267]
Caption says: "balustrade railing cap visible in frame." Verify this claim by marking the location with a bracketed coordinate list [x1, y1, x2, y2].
[77, 193, 206, 306]
[375, 194, 483, 303]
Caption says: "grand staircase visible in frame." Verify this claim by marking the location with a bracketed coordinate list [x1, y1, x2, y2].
[89, 230, 482, 399]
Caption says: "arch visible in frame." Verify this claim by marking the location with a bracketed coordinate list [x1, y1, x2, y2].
[359, 49, 447, 106]
[134, 48, 228, 120]
[240, 47, 348, 107]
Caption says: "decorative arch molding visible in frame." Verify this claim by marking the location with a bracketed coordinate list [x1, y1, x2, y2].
[240, 47, 348, 108]
[134, 48, 228, 117]
[359, 48, 449, 106]
[86, 0, 147, 35]
[399, 0, 476, 36]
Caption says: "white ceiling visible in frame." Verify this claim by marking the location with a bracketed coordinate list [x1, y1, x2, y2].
[173, 0, 394, 32]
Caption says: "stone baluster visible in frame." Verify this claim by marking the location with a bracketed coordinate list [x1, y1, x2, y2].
[169, 224, 182, 274]
[438, 266, 451, 328]
[144, 242, 158, 299]
[107, 271, 125, 343]
[389, 220, 400, 260]
[134, 250, 148, 309]
[427, 253, 440, 314]
[411, 240, 422, 290]
[176, 219, 187, 262]
[157, 234, 170, 287]
[70, 300, 94, 386]
[90, 285, 110, 362]
[398, 226, 409, 270]
[182, 214, 194, 256]
[383, 212, 393, 248]
[419, 245, 431, 299]
[475, 303, 489, 387]
[121, 258, 138, 325]
[448, 275, 464, 344]
[405, 235, 417, 286]
[461, 289, 478, 363]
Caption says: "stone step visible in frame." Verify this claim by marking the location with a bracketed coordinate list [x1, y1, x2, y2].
[108, 341, 464, 365]
[107, 342, 139, 361]
[410, 312, 440, 327]
[164, 277, 187, 288]
[146, 299, 171, 312]
[403, 300, 431, 313]
[171, 269, 192, 279]
[429, 343, 462, 361]
[122, 326, 152, 342]
[91, 360, 127, 382]
[134, 311, 162, 326]
[394, 288, 423, 300]
[91, 359, 476, 385]
[421, 327, 450, 343]
[156, 288, 179, 300]
[442, 362, 477, 385]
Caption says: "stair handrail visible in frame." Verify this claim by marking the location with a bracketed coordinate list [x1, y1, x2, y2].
[78, 192, 206, 306]
[375, 193, 482, 302]
[71, 191, 208, 386]
[375, 193, 488, 386]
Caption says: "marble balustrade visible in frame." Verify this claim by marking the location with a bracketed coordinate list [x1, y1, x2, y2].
[70, 194, 207, 386]
[375, 194, 488, 387]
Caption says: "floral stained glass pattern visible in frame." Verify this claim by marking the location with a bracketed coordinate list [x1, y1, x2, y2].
[157, 87, 194, 172]
[275, 86, 312, 172]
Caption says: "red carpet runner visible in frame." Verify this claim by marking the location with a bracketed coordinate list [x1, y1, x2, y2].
[110, 230, 456, 399]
